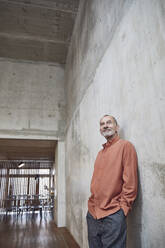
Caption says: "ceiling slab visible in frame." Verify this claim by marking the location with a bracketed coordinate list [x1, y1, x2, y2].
[0, 34, 68, 63]
[0, 0, 79, 64]
[0, 138, 56, 161]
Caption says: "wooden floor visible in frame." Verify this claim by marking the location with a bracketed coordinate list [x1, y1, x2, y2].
[0, 212, 80, 248]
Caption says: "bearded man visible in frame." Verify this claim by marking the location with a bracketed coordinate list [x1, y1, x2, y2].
[87, 115, 138, 248]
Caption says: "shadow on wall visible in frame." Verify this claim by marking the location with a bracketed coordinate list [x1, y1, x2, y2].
[120, 128, 142, 248]
[127, 170, 142, 248]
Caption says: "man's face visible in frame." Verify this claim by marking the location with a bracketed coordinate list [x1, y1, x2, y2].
[100, 116, 118, 139]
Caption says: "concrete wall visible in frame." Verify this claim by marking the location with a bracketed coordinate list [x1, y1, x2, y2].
[0, 58, 65, 140]
[54, 141, 66, 227]
[65, 0, 165, 247]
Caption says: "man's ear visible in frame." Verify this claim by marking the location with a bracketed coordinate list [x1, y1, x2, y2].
[116, 125, 119, 133]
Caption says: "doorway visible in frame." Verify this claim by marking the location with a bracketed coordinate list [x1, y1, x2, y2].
[0, 139, 56, 216]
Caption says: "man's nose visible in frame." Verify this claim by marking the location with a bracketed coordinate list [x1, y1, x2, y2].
[103, 124, 108, 129]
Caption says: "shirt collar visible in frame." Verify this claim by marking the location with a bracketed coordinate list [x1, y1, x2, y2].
[102, 135, 120, 149]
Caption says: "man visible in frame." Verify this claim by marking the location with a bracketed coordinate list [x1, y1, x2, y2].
[87, 115, 138, 248]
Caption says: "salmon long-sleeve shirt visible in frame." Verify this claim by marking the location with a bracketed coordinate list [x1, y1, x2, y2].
[88, 135, 138, 219]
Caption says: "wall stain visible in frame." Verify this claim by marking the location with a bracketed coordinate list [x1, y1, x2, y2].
[151, 162, 165, 198]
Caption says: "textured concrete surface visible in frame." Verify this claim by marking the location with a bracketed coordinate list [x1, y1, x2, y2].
[0, 138, 56, 160]
[0, 0, 79, 64]
[66, 0, 133, 124]
[65, 0, 165, 247]
[54, 141, 66, 227]
[0, 59, 65, 140]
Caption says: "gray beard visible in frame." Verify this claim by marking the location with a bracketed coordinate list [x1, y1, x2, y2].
[102, 129, 116, 138]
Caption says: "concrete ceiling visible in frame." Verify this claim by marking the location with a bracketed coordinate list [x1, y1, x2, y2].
[0, 139, 56, 162]
[0, 0, 79, 64]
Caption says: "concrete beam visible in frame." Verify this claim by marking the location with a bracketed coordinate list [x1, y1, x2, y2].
[0, 0, 79, 13]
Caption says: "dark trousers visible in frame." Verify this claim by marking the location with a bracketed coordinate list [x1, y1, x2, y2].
[86, 209, 127, 248]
